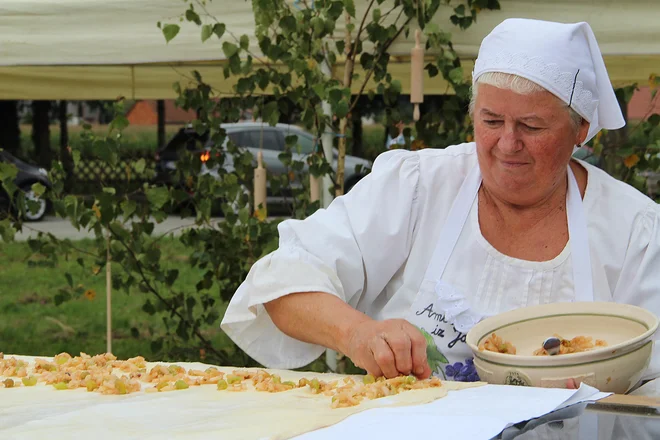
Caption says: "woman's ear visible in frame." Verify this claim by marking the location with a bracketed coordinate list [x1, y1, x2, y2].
[577, 118, 590, 145]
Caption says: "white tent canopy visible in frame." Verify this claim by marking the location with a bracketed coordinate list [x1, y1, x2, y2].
[1, 0, 658, 99]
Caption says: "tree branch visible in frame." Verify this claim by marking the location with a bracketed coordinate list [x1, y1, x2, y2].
[350, 13, 413, 113]
[107, 224, 231, 364]
[351, 0, 377, 58]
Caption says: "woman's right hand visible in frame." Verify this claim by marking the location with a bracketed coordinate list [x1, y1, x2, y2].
[342, 319, 432, 380]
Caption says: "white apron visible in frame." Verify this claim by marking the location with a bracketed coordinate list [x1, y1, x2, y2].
[406, 164, 594, 380]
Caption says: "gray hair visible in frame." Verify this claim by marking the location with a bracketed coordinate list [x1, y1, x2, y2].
[469, 72, 584, 130]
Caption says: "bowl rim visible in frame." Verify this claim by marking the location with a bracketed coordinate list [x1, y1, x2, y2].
[466, 302, 659, 367]
[472, 339, 653, 369]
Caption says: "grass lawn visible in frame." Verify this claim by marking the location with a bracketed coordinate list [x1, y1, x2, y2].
[19, 124, 182, 157]
[0, 237, 236, 362]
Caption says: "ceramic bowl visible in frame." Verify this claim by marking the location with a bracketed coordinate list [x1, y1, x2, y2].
[466, 302, 658, 393]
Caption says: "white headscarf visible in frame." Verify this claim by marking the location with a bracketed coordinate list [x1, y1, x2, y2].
[473, 18, 625, 143]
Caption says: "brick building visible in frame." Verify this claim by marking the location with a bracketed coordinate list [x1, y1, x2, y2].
[627, 87, 660, 121]
[126, 100, 197, 126]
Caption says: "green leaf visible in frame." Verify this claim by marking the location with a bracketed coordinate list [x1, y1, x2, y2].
[31, 182, 47, 197]
[121, 200, 137, 219]
[176, 320, 190, 341]
[185, 9, 202, 25]
[279, 15, 297, 34]
[222, 42, 239, 58]
[186, 296, 196, 312]
[54, 293, 66, 306]
[285, 135, 299, 148]
[72, 150, 81, 168]
[262, 101, 280, 126]
[213, 23, 226, 39]
[134, 158, 146, 175]
[165, 269, 179, 286]
[162, 24, 181, 43]
[0, 162, 18, 182]
[311, 17, 324, 37]
[238, 207, 250, 224]
[130, 327, 140, 338]
[426, 63, 439, 78]
[334, 100, 349, 119]
[240, 35, 250, 50]
[201, 24, 213, 42]
[344, 0, 356, 17]
[328, 88, 343, 105]
[198, 198, 212, 220]
[65, 273, 73, 288]
[648, 114, 660, 127]
[110, 114, 129, 132]
[152, 209, 168, 223]
[205, 309, 220, 325]
[373, 8, 381, 22]
[448, 67, 464, 83]
[146, 187, 170, 210]
[312, 83, 327, 99]
[142, 300, 156, 315]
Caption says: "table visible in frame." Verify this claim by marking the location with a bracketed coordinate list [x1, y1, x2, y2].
[496, 395, 660, 439]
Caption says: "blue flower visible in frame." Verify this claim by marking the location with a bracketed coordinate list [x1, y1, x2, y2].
[444, 358, 480, 382]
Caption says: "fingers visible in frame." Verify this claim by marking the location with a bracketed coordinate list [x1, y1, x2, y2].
[404, 325, 430, 378]
[371, 337, 399, 378]
[383, 333, 413, 375]
[356, 350, 383, 379]
[346, 319, 434, 380]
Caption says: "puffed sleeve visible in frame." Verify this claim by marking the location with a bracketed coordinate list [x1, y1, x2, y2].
[220, 150, 422, 369]
[612, 203, 660, 380]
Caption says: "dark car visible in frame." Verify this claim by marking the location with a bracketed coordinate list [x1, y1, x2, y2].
[0, 150, 51, 221]
[154, 123, 372, 205]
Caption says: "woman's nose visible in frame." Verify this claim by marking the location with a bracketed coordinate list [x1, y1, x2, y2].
[497, 124, 524, 154]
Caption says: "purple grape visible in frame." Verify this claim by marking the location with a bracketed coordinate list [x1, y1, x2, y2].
[468, 373, 480, 382]
[452, 362, 464, 372]
[455, 375, 467, 382]
[459, 365, 473, 376]
[445, 365, 456, 377]
[465, 358, 474, 366]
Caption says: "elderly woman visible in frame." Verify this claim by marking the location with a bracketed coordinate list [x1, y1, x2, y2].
[221, 19, 660, 382]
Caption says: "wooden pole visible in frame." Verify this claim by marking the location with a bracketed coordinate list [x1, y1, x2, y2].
[309, 174, 320, 203]
[106, 230, 112, 354]
[254, 151, 267, 214]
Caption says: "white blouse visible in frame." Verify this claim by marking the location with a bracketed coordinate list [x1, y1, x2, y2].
[221, 143, 660, 377]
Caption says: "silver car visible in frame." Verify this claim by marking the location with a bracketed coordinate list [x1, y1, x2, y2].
[155, 122, 372, 206]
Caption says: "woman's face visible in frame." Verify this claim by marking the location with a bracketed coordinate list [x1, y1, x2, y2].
[473, 84, 589, 206]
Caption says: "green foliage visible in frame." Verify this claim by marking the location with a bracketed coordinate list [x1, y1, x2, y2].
[580, 79, 660, 198]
